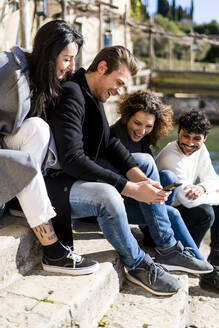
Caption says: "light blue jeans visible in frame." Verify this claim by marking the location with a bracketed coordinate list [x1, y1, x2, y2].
[70, 180, 145, 270]
[69, 153, 203, 270]
[126, 153, 204, 260]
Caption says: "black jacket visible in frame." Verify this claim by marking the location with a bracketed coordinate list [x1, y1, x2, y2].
[47, 68, 137, 192]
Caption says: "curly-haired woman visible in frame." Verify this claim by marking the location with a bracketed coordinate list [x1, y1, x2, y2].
[110, 90, 204, 260]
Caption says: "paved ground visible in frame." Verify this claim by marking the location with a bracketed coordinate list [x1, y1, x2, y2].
[96, 238, 219, 328]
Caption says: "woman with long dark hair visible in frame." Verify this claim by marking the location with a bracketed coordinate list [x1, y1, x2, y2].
[0, 20, 98, 275]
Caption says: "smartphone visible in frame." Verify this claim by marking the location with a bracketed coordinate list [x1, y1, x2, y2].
[163, 182, 182, 191]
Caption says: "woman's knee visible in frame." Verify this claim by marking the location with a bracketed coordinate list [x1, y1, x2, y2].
[159, 170, 178, 186]
[132, 153, 155, 167]
[131, 152, 158, 177]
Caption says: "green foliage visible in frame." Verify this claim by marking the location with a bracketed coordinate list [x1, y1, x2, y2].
[130, 0, 142, 21]
[154, 37, 169, 58]
[98, 314, 109, 327]
[194, 20, 219, 35]
[195, 43, 211, 62]
[133, 38, 150, 58]
[193, 21, 219, 63]
[173, 43, 190, 60]
[154, 14, 182, 34]
[204, 46, 219, 63]
[41, 298, 54, 304]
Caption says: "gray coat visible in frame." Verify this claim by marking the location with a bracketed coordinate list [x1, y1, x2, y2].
[0, 47, 37, 206]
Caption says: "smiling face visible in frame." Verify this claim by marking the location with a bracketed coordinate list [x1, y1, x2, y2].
[127, 111, 155, 142]
[178, 128, 206, 156]
[56, 42, 79, 80]
[91, 61, 132, 103]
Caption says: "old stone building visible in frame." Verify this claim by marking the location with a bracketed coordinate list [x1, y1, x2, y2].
[0, 0, 132, 68]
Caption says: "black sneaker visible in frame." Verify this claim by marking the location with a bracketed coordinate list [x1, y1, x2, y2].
[208, 248, 219, 267]
[42, 246, 99, 275]
[199, 266, 219, 293]
[155, 241, 213, 274]
[126, 254, 181, 296]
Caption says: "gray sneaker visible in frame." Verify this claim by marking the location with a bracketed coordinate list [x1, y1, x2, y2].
[155, 241, 213, 274]
[126, 254, 181, 296]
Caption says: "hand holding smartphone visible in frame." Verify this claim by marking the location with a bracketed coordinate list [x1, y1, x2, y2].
[163, 182, 182, 191]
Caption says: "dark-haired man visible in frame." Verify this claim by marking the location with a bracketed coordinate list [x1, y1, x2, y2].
[47, 47, 212, 296]
[156, 109, 219, 292]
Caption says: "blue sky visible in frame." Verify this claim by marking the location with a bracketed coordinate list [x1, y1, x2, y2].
[145, 0, 219, 24]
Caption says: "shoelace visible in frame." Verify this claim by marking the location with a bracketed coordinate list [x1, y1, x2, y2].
[181, 246, 196, 258]
[148, 262, 166, 285]
[65, 246, 82, 268]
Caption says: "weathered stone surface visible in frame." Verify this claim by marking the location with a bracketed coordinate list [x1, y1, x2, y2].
[102, 274, 188, 328]
[0, 221, 41, 289]
[187, 275, 219, 328]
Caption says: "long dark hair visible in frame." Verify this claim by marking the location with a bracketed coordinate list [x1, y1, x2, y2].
[26, 20, 83, 117]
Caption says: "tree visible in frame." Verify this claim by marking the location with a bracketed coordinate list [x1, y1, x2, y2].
[141, 1, 149, 21]
[157, 0, 169, 18]
[190, 0, 194, 21]
[194, 20, 219, 35]
[171, 0, 176, 21]
[177, 5, 183, 21]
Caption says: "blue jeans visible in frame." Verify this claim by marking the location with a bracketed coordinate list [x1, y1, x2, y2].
[69, 181, 145, 270]
[140, 167, 204, 258]
[99, 153, 203, 259]
[159, 169, 178, 205]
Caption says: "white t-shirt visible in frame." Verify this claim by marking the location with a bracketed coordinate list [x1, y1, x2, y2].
[156, 140, 219, 208]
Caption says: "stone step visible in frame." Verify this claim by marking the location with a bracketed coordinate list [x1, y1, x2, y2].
[98, 225, 189, 328]
[0, 214, 41, 289]
[0, 218, 124, 328]
[103, 273, 189, 328]
[187, 275, 219, 328]
[1, 216, 216, 328]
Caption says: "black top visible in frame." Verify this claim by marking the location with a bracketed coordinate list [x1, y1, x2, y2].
[47, 68, 137, 193]
[110, 118, 153, 156]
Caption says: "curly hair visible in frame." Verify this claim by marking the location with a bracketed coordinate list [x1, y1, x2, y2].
[117, 90, 173, 147]
[178, 110, 211, 137]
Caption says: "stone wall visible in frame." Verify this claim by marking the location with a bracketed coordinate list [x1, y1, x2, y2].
[166, 96, 219, 123]
[104, 96, 219, 126]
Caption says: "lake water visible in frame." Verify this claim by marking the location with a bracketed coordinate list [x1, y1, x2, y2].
[157, 125, 219, 175]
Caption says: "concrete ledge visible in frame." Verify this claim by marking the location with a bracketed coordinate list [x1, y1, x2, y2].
[0, 217, 41, 289]
[2, 250, 124, 328]
[0, 218, 194, 328]
[106, 273, 188, 328]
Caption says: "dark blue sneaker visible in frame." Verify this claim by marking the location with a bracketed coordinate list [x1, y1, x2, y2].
[155, 241, 213, 274]
[126, 254, 181, 296]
